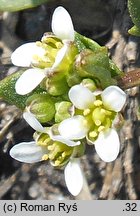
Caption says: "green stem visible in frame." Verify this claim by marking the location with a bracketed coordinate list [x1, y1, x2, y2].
[117, 69, 140, 90]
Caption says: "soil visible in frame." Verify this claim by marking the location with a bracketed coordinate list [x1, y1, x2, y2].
[0, 0, 140, 200]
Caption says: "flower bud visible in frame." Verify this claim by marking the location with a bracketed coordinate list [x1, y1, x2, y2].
[55, 101, 74, 123]
[26, 93, 55, 123]
[81, 78, 97, 91]
[46, 76, 69, 96]
[74, 48, 116, 89]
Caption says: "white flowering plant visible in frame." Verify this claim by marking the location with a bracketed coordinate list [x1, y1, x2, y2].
[0, 6, 139, 196]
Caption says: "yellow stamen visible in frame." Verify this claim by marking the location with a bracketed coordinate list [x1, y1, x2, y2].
[83, 108, 91, 116]
[62, 152, 66, 158]
[94, 100, 103, 106]
[54, 160, 61, 166]
[42, 154, 49, 161]
[47, 144, 55, 151]
[98, 126, 105, 132]
[89, 131, 98, 138]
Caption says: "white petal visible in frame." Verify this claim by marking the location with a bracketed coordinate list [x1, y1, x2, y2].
[64, 159, 83, 196]
[52, 44, 68, 69]
[51, 6, 74, 41]
[94, 128, 120, 162]
[11, 43, 45, 67]
[10, 141, 45, 163]
[69, 84, 96, 109]
[15, 68, 46, 95]
[23, 112, 45, 132]
[101, 86, 126, 112]
[58, 115, 88, 140]
[50, 134, 81, 147]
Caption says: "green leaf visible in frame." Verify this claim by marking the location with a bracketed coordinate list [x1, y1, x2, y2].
[0, 70, 44, 110]
[75, 32, 101, 52]
[128, 0, 140, 36]
[109, 59, 123, 77]
[128, 25, 140, 36]
[0, 0, 49, 12]
[128, 0, 140, 27]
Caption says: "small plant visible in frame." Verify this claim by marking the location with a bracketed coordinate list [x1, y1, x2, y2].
[0, 4, 140, 196]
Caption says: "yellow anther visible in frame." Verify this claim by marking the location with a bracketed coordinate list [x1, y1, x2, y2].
[95, 119, 101, 126]
[47, 144, 55, 151]
[93, 100, 103, 106]
[42, 154, 49, 161]
[38, 137, 51, 146]
[48, 154, 54, 160]
[56, 42, 62, 49]
[83, 109, 91, 116]
[98, 126, 105, 132]
[89, 131, 98, 138]
[62, 152, 66, 158]
[54, 160, 61, 166]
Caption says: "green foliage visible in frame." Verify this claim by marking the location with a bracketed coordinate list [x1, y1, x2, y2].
[128, 0, 140, 36]
[0, 0, 49, 12]
[128, 25, 140, 36]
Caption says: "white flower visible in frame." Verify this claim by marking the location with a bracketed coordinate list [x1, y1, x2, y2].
[58, 84, 126, 162]
[11, 6, 75, 95]
[10, 112, 83, 196]
[23, 111, 81, 147]
[10, 111, 80, 163]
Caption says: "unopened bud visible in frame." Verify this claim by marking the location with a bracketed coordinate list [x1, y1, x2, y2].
[55, 101, 74, 123]
[81, 78, 97, 91]
[26, 93, 55, 123]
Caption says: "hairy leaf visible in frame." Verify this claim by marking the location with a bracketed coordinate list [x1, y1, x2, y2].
[0, 0, 49, 12]
[0, 70, 44, 109]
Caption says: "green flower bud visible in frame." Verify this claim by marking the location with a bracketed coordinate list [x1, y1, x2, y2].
[66, 67, 82, 87]
[55, 101, 73, 123]
[26, 93, 55, 123]
[46, 76, 69, 96]
[81, 78, 97, 91]
[74, 48, 116, 89]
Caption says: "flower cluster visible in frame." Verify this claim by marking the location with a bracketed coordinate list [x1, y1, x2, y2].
[9, 6, 127, 196]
